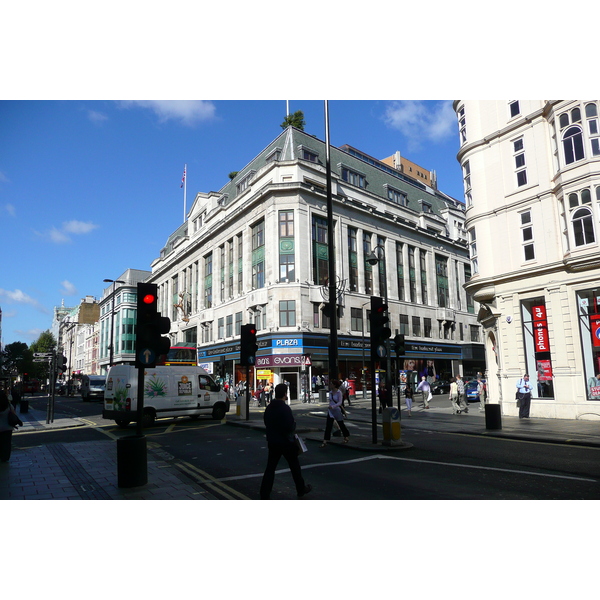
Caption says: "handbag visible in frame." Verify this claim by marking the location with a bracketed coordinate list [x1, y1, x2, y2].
[8, 411, 23, 428]
[294, 434, 307, 455]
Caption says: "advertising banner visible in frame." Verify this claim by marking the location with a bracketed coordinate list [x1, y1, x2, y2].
[589, 314, 600, 348]
[532, 305, 550, 353]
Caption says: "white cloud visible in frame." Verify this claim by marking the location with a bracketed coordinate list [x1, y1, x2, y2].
[123, 100, 217, 126]
[63, 220, 99, 235]
[40, 220, 99, 243]
[60, 280, 77, 296]
[4, 203, 16, 217]
[0, 288, 50, 313]
[88, 109, 109, 123]
[15, 328, 45, 342]
[0, 171, 9, 183]
[383, 101, 457, 150]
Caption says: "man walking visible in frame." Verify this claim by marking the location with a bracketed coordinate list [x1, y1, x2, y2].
[516, 374, 534, 418]
[260, 383, 312, 500]
[456, 375, 468, 413]
[416, 376, 432, 409]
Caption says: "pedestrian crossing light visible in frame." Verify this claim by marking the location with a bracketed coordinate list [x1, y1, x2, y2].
[370, 296, 391, 361]
[135, 282, 171, 369]
[240, 324, 258, 366]
[393, 333, 406, 356]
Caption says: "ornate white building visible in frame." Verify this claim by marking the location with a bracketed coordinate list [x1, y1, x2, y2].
[455, 100, 600, 420]
[146, 126, 484, 398]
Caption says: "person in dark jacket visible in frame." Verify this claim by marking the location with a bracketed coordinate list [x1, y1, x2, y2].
[259, 383, 312, 500]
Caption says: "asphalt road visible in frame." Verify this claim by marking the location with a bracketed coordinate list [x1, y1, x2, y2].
[14, 394, 600, 500]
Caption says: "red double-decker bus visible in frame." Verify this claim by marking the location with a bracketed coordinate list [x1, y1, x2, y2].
[157, 342, 197, 366]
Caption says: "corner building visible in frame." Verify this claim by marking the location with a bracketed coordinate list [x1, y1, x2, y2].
[148, 126, 483, 398]
[455, 100, 600, 420]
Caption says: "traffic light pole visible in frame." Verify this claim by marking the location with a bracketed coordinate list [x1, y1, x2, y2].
[245, 365, 250, 421]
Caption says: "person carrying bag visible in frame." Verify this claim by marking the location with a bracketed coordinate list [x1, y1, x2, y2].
[320, 379, 350, 447]
[516, 374, 533, 419]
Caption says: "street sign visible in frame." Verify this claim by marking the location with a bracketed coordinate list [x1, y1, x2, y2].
[33, 358, 51, 363]
[34, 352, 53, 357]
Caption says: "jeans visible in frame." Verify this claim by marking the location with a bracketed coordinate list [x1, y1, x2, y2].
[260, 442, 306, 499]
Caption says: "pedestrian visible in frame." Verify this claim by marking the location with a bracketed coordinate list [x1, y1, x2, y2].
[416, 376, 432, 409]
[259, 383, 312, 500]
[340, 377, 352, 407]
[10, 383, 21, 411]
[404, 383, 413, 417]
[449, 377, 461, 414]
[0, 390, 22, 463]
[477, 377, 487, 412]
[264, 382, 271, 406]
[516, 374, 534, 418]
[320, 379, 350, 447]
[456, 375, 468, 413]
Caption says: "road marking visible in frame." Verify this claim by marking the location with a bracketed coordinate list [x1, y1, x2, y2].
[212, 454, 597, 484]
[176, 460, 251, 500]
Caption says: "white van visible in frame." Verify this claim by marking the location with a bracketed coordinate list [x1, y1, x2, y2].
[103, 365, 230, 428]
[81, 374, 107, 401]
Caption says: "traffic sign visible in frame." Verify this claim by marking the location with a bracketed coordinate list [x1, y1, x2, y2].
[34, 352, 53, 357]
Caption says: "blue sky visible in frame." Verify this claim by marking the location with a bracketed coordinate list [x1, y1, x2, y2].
[0, 100, 464, 346]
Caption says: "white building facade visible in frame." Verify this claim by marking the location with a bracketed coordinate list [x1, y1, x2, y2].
[147, 126, 484, 398]
[455, 100, 600, 420]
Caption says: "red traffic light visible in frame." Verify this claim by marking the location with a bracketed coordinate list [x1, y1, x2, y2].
[142, 293, 156, 304]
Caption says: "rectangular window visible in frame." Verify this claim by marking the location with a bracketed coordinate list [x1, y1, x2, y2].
[387, 187, 407, 206]
[218, 317, 224, 339]
[279, 300, 296, 327]
[399, 314, 409, 336]
[235, 312, 242, 336]
[341, 167, 366, 188]
[464, 264, 474, 314]
[509, 100, 520, 118]
[279, 210, 295, 282]
[435, 255, 449, 308]
[469, 324, 480, 342]
[252, 220, 265, 289]
[237, 233, 243, 293]
[468, 228, 478, 274]
[396, 242, 405, 302]
[412, 316, 421, 337]
[204, 254, 213, 309]
[424, 317, 432, 338]
[351, 307, 363, 332]
[348, 227, 358, 292]
[312, 215, 329, 286]
[514, 138, 528, 187]
[377, 236, 386, 297]
[363, 231, 373, 295]
[458, 106, 467, 144]
[301, 149, 318, 163]
[408, 246, 416, 303]
[226, 314, 233, 338]
[521, 210, 535, 261]
[462, 160, 472, 207]
[419, 249, 428, 305]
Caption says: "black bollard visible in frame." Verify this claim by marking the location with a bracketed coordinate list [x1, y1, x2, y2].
[117, 435, 147, 488]
[485, 403, 502, 430]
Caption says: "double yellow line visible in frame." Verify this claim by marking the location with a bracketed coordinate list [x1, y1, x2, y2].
[175, 461, 250, 500]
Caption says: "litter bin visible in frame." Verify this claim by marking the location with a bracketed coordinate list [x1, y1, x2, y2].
[117, 435, 147, 488]
[382, 406, 402, 446]
[485, 403, 502, 430]
[319, 389, 328, 404]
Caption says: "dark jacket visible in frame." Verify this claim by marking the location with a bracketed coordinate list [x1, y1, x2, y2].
[263, 399, 296, 446]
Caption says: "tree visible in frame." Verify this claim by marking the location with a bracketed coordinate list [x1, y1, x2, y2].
[281, 110, 305, 131]
[29, 330, 57, 381]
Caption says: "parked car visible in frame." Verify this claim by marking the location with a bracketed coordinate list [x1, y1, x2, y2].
[431, 380, 451, 395]
[465, 380, 485, 402]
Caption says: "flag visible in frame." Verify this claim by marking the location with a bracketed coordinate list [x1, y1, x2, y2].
[180, 167, 186, 188]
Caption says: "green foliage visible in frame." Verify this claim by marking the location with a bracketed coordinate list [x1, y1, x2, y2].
[228, 171, 238, 180]
[281, 110, 305, 131]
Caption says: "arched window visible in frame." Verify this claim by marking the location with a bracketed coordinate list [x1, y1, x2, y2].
[572, 207, 595, 246]
[563, 126, 585, 164]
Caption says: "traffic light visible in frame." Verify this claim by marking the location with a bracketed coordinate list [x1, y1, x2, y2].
[135, 282, 171, 369]
[240, 324, 258, 366]
[393, 334, 405, 356]
[370, 296, 391, 361]
[56, 353, 68, 374]
[322, 302, 340, 322]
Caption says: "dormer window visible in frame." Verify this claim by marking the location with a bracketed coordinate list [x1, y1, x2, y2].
[236, 171, 256, 195]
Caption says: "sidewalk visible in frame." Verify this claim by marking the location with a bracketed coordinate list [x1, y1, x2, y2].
[1, 398, 598, 499]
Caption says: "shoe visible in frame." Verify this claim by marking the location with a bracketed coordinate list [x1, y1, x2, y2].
[298, 484, 312, 498]
[343, 437, 349, 443]
[464, 409, 469, 413]
[320, 442, 327, 448]
[425, 405, 429, 409]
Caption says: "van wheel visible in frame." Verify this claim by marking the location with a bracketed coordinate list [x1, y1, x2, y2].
[142, 409, 156, 428]
[115, 419, 130, 428]
[212, 404, 226, 420]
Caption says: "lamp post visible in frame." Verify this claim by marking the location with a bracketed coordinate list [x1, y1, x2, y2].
[366, 244, 392, 411]
[103, 279, 125, 368]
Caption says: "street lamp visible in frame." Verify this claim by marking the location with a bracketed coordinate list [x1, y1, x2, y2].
[103, 279, 125, 368]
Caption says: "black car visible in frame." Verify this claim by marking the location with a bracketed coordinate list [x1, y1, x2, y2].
[431, 380, 451, 395]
